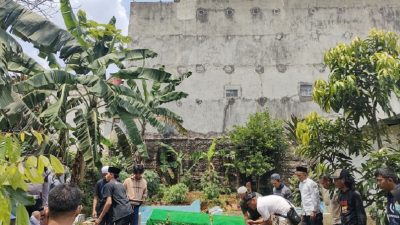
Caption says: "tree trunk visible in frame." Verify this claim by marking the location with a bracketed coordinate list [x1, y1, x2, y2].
[71, 150, 84, 185]
[257, 176, 261, 193]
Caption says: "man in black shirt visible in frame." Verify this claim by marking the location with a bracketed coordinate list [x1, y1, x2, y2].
[332, 169, 366, 225]
[375, 168, 400, 225]
[237, 186, 262, 225]
[95, 167, 133, 225]
[92, 166, 110, 225]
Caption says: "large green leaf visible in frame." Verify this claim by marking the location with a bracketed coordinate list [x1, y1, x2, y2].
[0, 85, 42, 130]
[39, 84, 70, 130]
[13, 70, 78, 92]
[111, 67, 172, 82]
[73, 108, 101, 168]
[118, 109, 148, 159]
[59, 0, 88, 49]
[0, 0, 80, 55]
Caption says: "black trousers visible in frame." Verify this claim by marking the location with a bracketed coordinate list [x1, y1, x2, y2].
[302, 213, 323, 225]
[114, 214, 133, 225]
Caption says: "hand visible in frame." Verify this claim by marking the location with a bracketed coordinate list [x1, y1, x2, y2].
[310, 212, 316, 221]
[247, 220, 255, 225]
[95, 218, 101, 225]
[92, 211, 97, 218]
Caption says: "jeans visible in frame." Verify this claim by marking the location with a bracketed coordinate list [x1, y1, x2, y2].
[302, 213, 323, 225]
[131, 205, 140, 225]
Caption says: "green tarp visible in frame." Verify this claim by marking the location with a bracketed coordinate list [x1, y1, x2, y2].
[146, 209, 246, 225]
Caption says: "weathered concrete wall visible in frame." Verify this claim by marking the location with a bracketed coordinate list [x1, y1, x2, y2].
[129, 0, 400, 135]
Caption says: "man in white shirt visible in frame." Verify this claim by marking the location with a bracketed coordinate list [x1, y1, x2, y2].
[245, 193, 294, 225]
[295, 166, 323, 225]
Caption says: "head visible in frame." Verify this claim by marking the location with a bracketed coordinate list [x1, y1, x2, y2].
[270, 173, 282, 188]
[105, 167, 121, 182]
[101, 166, 109, 179]
[295, 166, 308, 182]
[245, 181, 252, 192]
[48, 184, 82, 219]
[133, 164, 145, 180]
[244, 192, 258, 210]
[332, 169, 355, 191]
[237, 186, 248, 199]
[319, 175, 332, 189]
[375, 167, 398, 191]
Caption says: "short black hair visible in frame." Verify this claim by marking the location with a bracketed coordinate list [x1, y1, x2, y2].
[133, 164, 145, 174]
[375, 168, 398, 183]
[48, 184, 82, 217]
[319, 174, 332, 182]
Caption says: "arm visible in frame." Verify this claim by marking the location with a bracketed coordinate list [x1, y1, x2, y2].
[248, 218, 265, 225]
[96, 197, 112, 225]
[92, 196, 98, 218]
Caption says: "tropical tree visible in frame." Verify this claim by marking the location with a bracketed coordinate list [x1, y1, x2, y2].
[295, 112, 371, 172]
[0, 0, 190, 183]
[0, 132, 64, 225]
[227, 111, 287, 192]
[313, 29, 400, 148]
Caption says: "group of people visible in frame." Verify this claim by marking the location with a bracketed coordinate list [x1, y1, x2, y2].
[238, 166, 400, 225]
[92, 165, 148, 225]
[25, 164, 147, 225]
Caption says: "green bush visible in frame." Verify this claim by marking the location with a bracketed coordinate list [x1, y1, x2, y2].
[200, 170, 221, 200]
[143, 170, 161, 198]
[162, 183, 189, 204]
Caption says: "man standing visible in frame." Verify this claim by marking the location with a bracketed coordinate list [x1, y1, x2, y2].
[295, 166, 322, 225]
[123, 165, 148, 225]
[92, 166, 110, 225]
[332, 169, 366, 225]
[319, 175, 341, 225]
[246, 193, 300, 225]
[96, 167, 133, 225]
[271, 173, 292, 201]
[46, 184, 83, 225]
[238, 186, 262, 224]
[375, 167, 400, 225]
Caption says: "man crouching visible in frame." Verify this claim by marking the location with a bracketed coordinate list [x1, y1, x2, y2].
[245, 192, 300, 225]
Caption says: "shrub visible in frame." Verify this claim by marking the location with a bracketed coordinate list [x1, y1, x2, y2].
[200, 170, 222, 200]
[143, 170, 161, 198]
[162, 183, 189, 204]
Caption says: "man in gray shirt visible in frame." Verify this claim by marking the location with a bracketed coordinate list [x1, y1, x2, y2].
[271, 173, 292, 201]
[95, 167, 133, 225]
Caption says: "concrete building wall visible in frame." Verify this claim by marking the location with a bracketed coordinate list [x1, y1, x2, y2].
[129, 0, 400, 135]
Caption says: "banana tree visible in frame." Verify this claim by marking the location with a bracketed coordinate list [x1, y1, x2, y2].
[0, 0, 190, 183]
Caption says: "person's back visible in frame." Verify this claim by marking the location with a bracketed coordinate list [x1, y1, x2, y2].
[47, 184, 82, 225]
[257, 195, 292, 219]
[103, 179, 133, 223]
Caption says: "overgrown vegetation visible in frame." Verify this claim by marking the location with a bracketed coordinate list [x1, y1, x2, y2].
[291, 29, 400, 225]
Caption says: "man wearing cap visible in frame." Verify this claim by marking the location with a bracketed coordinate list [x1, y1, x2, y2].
[92, 166, 111, 225]
[95, 167, 133, 225]
[238, 186, 262, 224]
[375, 167, 400, 225]
[246, 193, 300, 225]
[124, 165, 148, 225]
[295, 166, 322, 225]
[319, 175, 341, 225]
[332, 169, 366, 225]
[271, 173, 292, 201]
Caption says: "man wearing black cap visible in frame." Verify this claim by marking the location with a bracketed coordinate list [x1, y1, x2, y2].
[375, 167, 400, 225]
[95, 167, 133, 225]
[295, 166, 322, 225]
[332, 169, 366, 225]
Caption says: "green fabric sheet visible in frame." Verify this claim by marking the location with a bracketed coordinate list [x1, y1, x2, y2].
[146, 209, 246, 225]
